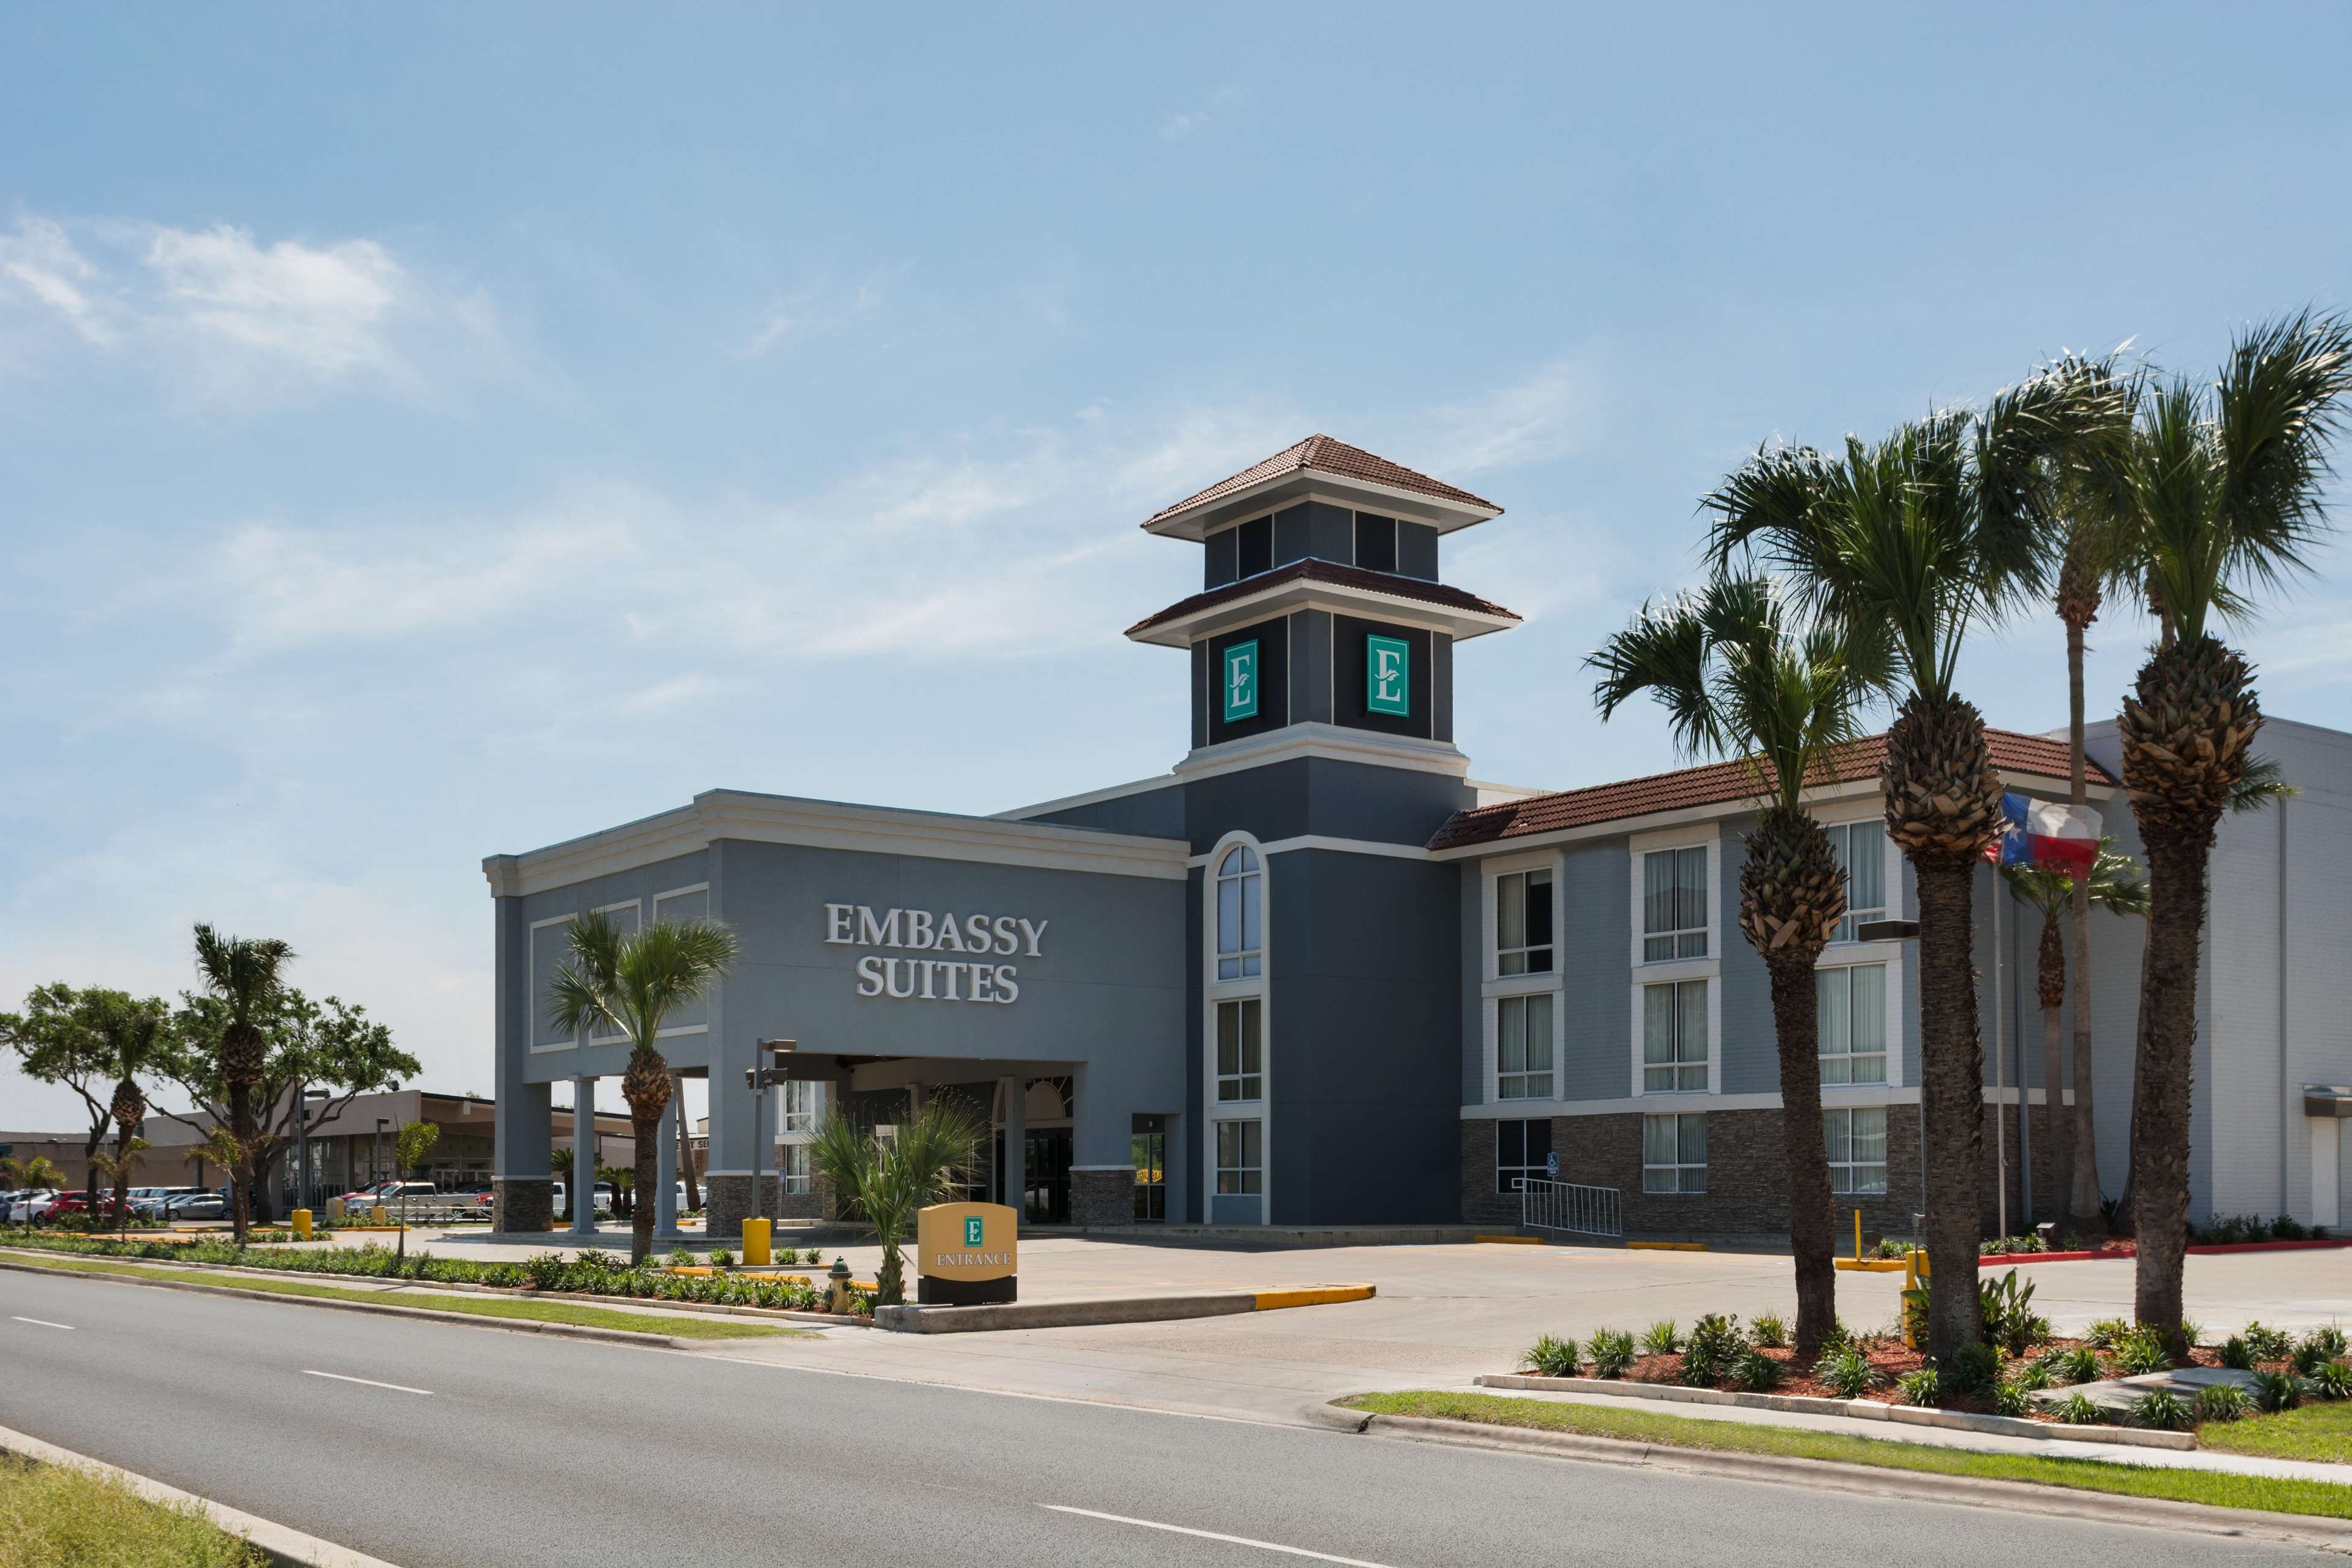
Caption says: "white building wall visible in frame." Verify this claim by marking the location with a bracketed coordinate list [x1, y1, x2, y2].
[2205, 773, 2285, 1218]
[2271, 722, 2352, 1225]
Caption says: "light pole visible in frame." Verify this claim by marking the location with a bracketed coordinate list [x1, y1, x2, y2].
[295, 1088, 328, 1214]
[375, 1118, 389, 1186]
[747, 1039, 796, 1237]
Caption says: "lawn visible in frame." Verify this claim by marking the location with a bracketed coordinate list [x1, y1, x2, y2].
[0, 1458, 263, 1568]
[1338, 1391, 2352, 1520]
[2201, 1400, 2352, 1464]
[3, 1254, 809, 1341]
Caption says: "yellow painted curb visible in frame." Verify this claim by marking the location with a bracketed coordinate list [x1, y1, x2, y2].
[1624, 1241, 1708, 1252]
[1835, 1257, 1909, 1272]
[1473, 1234, 1544, 1245]
[1253, 1284, 1376, 1311]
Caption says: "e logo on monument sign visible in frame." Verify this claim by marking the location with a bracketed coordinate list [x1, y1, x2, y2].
[1365, 634, 1411, 717]
[916, 1201, 1018, 1306]
[1223, 639, 1259, 722]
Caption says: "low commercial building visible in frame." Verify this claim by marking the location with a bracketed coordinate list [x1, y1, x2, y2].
[485, 436, 2352, 1242]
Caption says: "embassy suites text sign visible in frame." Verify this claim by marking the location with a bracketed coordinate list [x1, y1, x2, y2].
[823, 904, 1047, 1005]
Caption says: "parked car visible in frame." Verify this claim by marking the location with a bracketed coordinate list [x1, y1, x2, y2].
[164, 1192, 228, 1220]
[19, 1189, 75, 1222]
[45, 1191, 132, 1223]
[551, 1181, 615, 1219]
[334, 1181, 401, 1213]
[129, 1186, 203, 1218]
[0, 1189, 38, 1222]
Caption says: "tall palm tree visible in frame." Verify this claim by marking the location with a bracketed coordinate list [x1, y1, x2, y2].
[547, 912, 739, 1263]
[807, 1096, 983, 1306]
[1703, 370, 2123, 1357]
[1591, 576, 1887, 1354]
[192, 925, 296, 1247]
[88, 993, 171, 1235]
[2112, 311, 2352, 1349]
[1997, 839, 2149, 1227]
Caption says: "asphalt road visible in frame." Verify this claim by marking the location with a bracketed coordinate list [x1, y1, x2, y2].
[0, 1268, 2326, 1568]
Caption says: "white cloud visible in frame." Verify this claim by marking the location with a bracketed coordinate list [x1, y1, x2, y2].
[736, 276, 886, 359]
[1410, 358, 1595, 477]
[0, 213, 506, 410]
[1161, 86, 1241, 142]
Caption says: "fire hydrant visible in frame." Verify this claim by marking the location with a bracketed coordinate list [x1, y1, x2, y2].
[828, 1257, 854, 1314]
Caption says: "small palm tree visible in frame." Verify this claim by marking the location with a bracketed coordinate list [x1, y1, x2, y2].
[807, 1096, 983, 1306]
[1, 1153, 65, 1195]
[87, 1138, 150, 1239]
[84, 993, 171, 1239]
[1997, 839, 2149, 1229]
[1591, 576, 1886, 1354]
[1705, 366, 2125, 1357]
[2111, 310, 2352, 1351]
[393, 1120, 440, 1262]
[547, 913, 739, 1264]
[192, 924, 296, 1246]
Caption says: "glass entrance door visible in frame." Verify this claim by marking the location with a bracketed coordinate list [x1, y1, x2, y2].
[1131, 1115, 1166, 1221]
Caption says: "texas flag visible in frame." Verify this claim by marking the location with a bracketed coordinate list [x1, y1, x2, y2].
[1984, 793, 2100, 878]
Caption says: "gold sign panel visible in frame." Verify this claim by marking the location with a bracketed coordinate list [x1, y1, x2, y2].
[916, 1202, 1017, 1283]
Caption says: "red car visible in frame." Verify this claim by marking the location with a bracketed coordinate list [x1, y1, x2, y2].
[44, 1191, 133, 1223]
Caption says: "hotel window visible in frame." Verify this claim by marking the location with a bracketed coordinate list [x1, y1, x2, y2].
[1236, 514, 1273, 579]
[1496, 868, 1554, 975]
[1354, 512, 1398, 573]
[1642, 1112, 1707, 1194]
[1215, 1119, 1262, 1195]
[1818, 963, 1888, 1085]
[1496, 1118, 1553, 1195]
[1642, 979, 1708, 1092]
[1642, 846, 1708, 960]
[781, 1079, 819, 1135]
[1496, 993, 1555, 1100]
[1825, 820, 1887, 943]
[779, 1143, 812, 1196]
[1216, 998, 1263, 1102]
[1824, 1106, 1888, 1195]
[1216, 845, 1262, 980]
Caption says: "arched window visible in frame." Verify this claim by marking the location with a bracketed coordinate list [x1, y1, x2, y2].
[1215, 845, 1261, 981]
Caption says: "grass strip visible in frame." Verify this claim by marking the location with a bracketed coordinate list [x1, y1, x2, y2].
[1338, 1390, 2352, 1520]
[4, 1253, 806, 1341]
[0, 1455, 264, 1567]
[2200, 1400, 2352, 1464]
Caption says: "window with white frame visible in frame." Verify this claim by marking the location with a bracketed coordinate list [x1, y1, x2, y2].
[1496, 867, 1554, 975]
[1818, 963, 1888, 1084]
[1824, 1106, 1888, 1195]
[1496, 1118, 1553, 1195]
[780, 1142, 812, 1196]
[1642, 979, 1708, 1092]
[1216, 998, 1263, 1102]
[1215, 1119, 1262, 1194]
[1215, 846, 1262, 981]
[782, 1079, 820, 1134]
[1825, 820, 1887, 943]
[1642, 846, 1708, 961]
[1496, 992, 1555, 1100]
[1642, 1112, 1707, 1194]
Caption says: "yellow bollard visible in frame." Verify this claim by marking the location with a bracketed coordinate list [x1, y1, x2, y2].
[742, 1216, 772, 1267]
[1853, 1208, 1863, 1264]
[371, 1204, 389, 1226]
[292, 1209, 312, 1240]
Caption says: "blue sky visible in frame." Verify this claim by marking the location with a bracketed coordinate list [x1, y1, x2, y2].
[6, 4, 2351, 1128]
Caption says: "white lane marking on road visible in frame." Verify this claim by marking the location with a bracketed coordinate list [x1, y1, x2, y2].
[11, 1316, 75, 1330]
[1040, 1505, 1396, 1566]
[302, 1370, 432, 1396]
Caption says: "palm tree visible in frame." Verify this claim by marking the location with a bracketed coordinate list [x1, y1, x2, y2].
[2, 1153, 66, 1196]
[547, 912, 739, 1264]
[88, 1139, 150, 1239]
[1704, 369, 2124, 1357]
[192, 925, 296, 1247]
[86, 993, 171, 1238]
[2111, 311, 2352, 1350]
[807, 1096, 983, 1306]
[393, 1120, 440, 1262]
[1997, 839, 2149, 1229]
[1591, 576, 1886, 1354]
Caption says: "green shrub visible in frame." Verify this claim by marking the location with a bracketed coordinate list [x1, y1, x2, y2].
[1681, 1314, 1742, 1387]
[2112, 1327, 2173, 1377]
[1942, 1343, 1999, 1395]
[2130, 1389, 2191, 1431]
[1586, 1329, 1637, 1379]
[2049, 1392, 2102, 1425]
[2272, 1214, 2309, 1242]
[1641, 1320, 1681, 1356]
[2193, 1384, 2251, 1424]
[1894, 1367, 1941, 1408]
[1732, 1346, 1781, 1392]
[2304, 1324, 2349, 1361]
[1819, 1317, 1854, 1351]
[1977, 1270, 2040, 1355]
[2310, 1362, 2352, 1401]
[2218, 1335, 2255, 1370]
[709, 1248, 735, 1268]
[1749, 1311, 1789, 1349]
[1875, 1237, 1917, 1259]
[2034, 1345, 2100, 1387]
[2007, 1360, 2051, 1392]
[2084, 1317, 2129, 1349]
[522, 1251, 570, 1291]
[2253, 1370, 2301, 1413]
[802, 1246, 826, 1265]
[2292, 1340, 2334, 1376]
[1819, 1348, 1877, 1400]
[1991, 1377, 2031, 1418]
[2178, 1318, 2204, 1349]
[669, 1247, 696, 1269]
[1525, 1334, 1580, 1378]
[2244, 1321, 2294, 1362]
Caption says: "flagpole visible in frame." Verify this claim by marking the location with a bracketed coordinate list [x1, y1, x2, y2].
[1994, 872, 2007, 1240]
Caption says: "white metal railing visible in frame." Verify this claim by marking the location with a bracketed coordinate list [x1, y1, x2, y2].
[1518, 1178, 1621, 1240]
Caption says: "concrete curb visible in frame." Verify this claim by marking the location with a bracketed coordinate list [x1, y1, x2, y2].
[0, 1422, 404, 1567]
[1474, 1373, 2198, 1450]
[875, 1283, 1375, 1333]
[0, 1256, 710, 1349]
[1346, 1411, 2352, 1555]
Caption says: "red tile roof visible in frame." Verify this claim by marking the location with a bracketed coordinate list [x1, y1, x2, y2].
[1125, 557, 1521, 639]
[1141, 434, 1501, 531]
[1427, 729, 2112, 851]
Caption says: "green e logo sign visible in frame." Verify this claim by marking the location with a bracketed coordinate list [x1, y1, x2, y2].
[1223, 639, 1259, 722]
[1366, 634, 1411, 716]
[963, 1215, 985, 1248]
